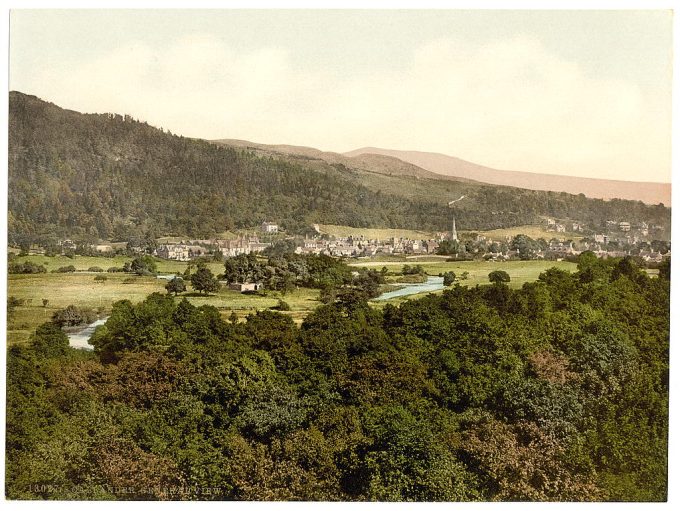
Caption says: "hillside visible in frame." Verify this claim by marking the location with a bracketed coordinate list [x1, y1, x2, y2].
[345, 147, 672, 206]
[213, 139, 473, 182]
[8, 92, 671, 245]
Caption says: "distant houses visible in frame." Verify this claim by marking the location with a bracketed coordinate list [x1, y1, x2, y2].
[261, 222, 279, 233]
[156, 244, 208, 261]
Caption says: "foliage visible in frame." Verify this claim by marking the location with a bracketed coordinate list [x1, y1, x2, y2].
[128, 255, 158, 276]
[51, 304, 96, 327]
[165, 276, 187, 296]
[8, 261, 47, 274]
[5, 251, 669, 501]
[443, 271, 456, 286]
[190, 266, 220, 295]
[488, 270, 511, 284]
[8, 92, 670, 245]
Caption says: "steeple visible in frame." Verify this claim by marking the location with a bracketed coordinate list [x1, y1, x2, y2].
[451, 216, 458, 241]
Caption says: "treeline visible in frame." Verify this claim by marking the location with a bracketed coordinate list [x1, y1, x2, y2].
[6, 255, 669, 501]
[8, 91, 670, 245]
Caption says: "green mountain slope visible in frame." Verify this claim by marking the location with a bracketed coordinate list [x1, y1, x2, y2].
[8, 92, 671, 244]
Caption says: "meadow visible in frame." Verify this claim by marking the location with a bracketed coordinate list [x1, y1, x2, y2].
[7, 255, 576, 346]
[7, 267, 320, 346]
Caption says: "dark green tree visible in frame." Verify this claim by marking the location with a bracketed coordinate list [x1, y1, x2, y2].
[488, 270, 510, 284]
[190, 266, 220, 295]
[165, 276, 187, 296]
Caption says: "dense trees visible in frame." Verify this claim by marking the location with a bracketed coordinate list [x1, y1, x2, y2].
[8, 92, 670, 245]
[6, 254, 669, 501]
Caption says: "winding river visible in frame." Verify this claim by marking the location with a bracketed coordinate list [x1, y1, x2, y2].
[374, 276, 445, 301]
[68, 317, 108, 350]
[66, 278, 443, 348]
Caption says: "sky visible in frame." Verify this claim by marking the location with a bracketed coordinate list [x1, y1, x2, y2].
[9, 9, 674, 182]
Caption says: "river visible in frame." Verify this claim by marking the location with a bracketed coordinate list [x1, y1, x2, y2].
[374, 276, 445, 301]
[68, 317, 108, 350]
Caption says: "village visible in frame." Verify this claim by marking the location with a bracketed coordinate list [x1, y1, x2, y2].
[53, 218, 667, 265]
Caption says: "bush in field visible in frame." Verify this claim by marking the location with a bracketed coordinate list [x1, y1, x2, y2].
[107, 267, 124, 273]
[88, 266, 104, 272]
[276, 299, 291, 311]
[52, 305, 86, 327]
[94, 275, 108, 283]
[8, 261, 47, 274]
[54, 265, 77, 273]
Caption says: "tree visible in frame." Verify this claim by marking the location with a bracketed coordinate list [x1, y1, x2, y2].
[443, 271, 456, 286]
[52, 305, 84, 327]
[31, 321, 69, 357]
[130, 255, 157, 275]
[190, 266, 220, 295]
[165, 276, 187, 296]
[488, 270, 510, 284]
[224, 253, 263, 284]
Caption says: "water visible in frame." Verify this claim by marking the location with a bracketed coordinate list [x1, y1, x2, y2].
[68, 317, 108, 350]
[374, 276, 445, 301]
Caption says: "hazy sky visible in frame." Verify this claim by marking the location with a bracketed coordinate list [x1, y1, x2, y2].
[9, 9, 673, 182]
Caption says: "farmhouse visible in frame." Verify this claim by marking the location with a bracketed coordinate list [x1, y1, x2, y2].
[229, 282, 263, 292]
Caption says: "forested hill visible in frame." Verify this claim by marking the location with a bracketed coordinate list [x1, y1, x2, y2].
[8, 92, 671, 244]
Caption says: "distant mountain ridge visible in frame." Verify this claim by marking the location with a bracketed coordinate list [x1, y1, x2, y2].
[213, 139, 473, 182]
[345, 147, 671, 206]
[8, 91, 671, 244]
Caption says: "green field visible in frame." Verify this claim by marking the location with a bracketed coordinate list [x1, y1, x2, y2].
[469, 224, 582, 242]
[7, 268, 320, 346]
[9, 254, 226, 275]
[352, 259, 577, 304]
[8, 255, 575, 347]
[316, 224, 437, 240]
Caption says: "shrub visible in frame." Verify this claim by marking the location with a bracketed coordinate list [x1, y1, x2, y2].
[276, 299, 291, 311]
[88, 266, 104, 272]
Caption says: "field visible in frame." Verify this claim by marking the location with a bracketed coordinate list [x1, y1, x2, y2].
[315, 224, 437, 240]
[7, 255, 575, 347]
[354, 259, 578, 307]
[470, 224, 582, 242]
[7, 265, 320, 346]
[9, 254, 226, 275]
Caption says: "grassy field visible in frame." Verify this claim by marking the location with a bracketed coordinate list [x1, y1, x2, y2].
[9, 254, 226, 276]
[7, 255, 575, 347]
[366, 260, 577, 308]
[468, 225, 582, 242]
[7, 270, 320, 346]
[316, 224, 437, 240]
[351, 259, 577, 289]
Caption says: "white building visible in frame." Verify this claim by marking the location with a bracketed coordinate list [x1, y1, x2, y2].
[261, 222, 279, 233]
